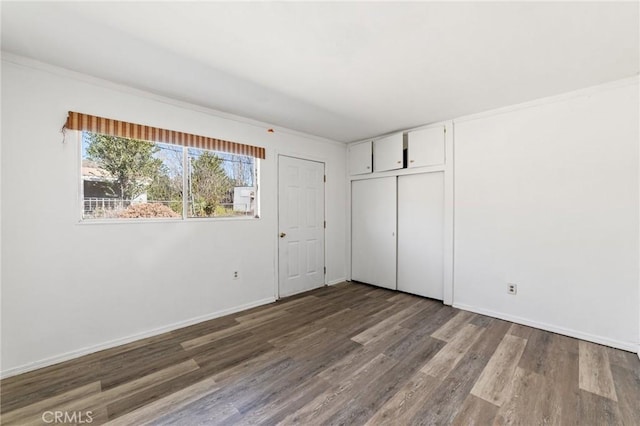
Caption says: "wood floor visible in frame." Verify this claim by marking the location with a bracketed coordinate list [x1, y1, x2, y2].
[1, 283, 639, 425]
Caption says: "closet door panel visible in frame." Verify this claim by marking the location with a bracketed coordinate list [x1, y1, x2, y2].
[351, 177, 397, 290]
[398, 172, 444, 299]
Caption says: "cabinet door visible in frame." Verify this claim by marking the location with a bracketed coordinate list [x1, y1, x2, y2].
[351, 177, 397, 290]
[348, 141, 372, 175]
[397, 173, 444, 299]
[407, 126, 445, 168]
[373, 133, 404, 172]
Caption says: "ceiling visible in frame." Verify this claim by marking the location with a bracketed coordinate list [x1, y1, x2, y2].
[2, 1, 638, 143]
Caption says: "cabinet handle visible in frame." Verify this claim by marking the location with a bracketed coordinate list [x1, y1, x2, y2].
[366, 166, 370, 169]
[396, 160, 401, 164]
[410, 160, 415, 163]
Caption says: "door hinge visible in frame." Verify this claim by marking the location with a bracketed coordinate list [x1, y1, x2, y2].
[324, 266, 326, 274]
[324, 220, 326, 228]
[324, 175, 326, 183]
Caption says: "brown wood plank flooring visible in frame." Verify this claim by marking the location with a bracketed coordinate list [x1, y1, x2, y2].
[1, 282, 639, 425]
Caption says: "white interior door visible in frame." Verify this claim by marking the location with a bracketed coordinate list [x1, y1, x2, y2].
[278, 156, 325, 297]
[398, 172, 444, 299]
[351, 177, 397, 290]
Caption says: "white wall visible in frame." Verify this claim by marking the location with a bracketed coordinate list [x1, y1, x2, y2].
[0, 57, 347, 376]
[454, 78, 639, 351]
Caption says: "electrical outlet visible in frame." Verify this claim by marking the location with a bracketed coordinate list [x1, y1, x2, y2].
[233, 271, 239, 280]
[507, 283, 517, 295]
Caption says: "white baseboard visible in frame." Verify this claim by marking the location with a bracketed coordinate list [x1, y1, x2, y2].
[0, 297, 276, 379]
[453, 303, 638, 353]
[327, 278, 347, 286]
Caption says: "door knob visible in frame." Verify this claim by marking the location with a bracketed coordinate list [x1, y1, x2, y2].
[280, 232, 286, 238]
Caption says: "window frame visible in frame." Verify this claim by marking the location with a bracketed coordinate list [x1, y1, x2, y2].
[77, 131, 261, 224]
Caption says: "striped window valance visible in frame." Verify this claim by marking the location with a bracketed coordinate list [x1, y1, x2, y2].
[64, 111, 266, 159]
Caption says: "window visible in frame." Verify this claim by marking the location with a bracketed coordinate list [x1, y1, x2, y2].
[80, 131, 259, 220]
[67, 111, 264, 221]
[187, 148, 256, 218]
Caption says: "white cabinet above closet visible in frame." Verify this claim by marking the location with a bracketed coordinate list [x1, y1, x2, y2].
[406, 126, 445, 168]
[348, 141, 372, 175]
[373, 132, 403, 172]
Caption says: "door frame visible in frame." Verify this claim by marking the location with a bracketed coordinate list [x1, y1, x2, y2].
[276, 153, 327, 300]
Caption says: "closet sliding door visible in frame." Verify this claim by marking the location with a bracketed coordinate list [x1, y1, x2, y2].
[397, 172, 444, 300]
[351, 177, 397, 290]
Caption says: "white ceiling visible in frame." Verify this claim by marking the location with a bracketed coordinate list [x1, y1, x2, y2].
[2, 1, 638, 142]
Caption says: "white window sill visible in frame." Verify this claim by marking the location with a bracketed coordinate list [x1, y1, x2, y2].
[77, 215, 260, 225]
